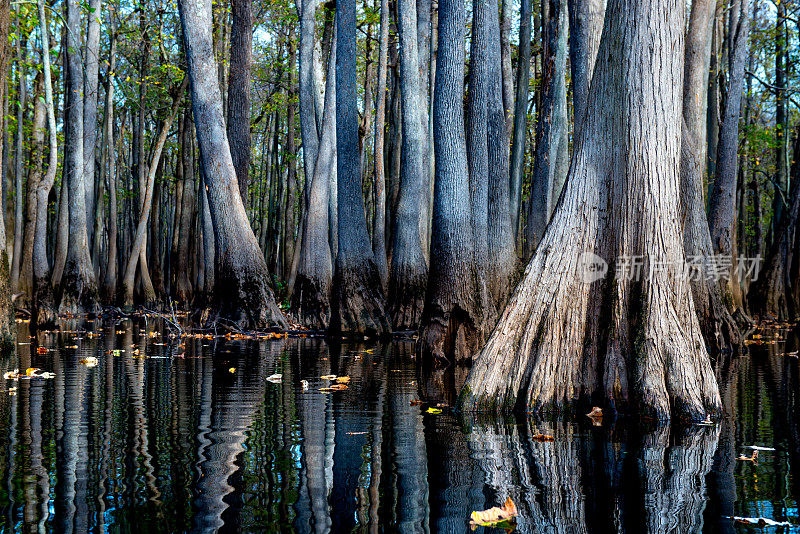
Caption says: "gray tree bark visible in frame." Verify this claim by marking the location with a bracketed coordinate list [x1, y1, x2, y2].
[330, 0, 391, 336]
[707, 0, 751, 314]
[509, 0, 531, 241]
[32, 0, 58, 326]
[486, 0, 517, 310]
[568, 0, 605, 138]
[227, 0, 253, 204]
[419, 0, 483, 364]
[20, 73, 43, 309]
[680, 0, 739, 349]
[372, 0, 390, 289]
[462, 0, 721, 421]
[525, 0, 569, 256]
[389, 0, 429, 330]
[83, 0, 101, 248]
[292, 26, 337, 329]
[178, 0, 287, 329]
[60, 0, 100, 316]
[10, 26, 26, 293]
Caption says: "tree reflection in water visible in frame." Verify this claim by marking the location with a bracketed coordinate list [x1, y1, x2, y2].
[0, 324, 794, 532]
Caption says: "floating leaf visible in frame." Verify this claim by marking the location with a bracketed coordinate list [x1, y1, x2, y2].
[321, 374, 337, 380]
[36, 346, 48, 355]
[531, 434, 555, 442]
[426, 407, 442, 414]
[228, 368, 236, 374]
[80, 357, 99, 367]
[3, 369, 19, 380]
[266, 373, 282, 383]
[300, 380, 309, 390]
[335, 376, 351, 384]
[469, 498, 517, 529]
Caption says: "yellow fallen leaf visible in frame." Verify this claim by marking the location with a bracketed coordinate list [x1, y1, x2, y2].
[426, 407, 442, 414]
[335, 376, 351, 384]
[80, 357, 99, 367]
[321, 374, 337, 380]
[229, 368, 236, 374]
[469, 498, 517, 528]
[25, 368, 40, 377]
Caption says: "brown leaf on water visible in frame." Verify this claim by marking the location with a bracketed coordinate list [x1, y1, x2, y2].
[586, 406, 603, 417]
[531, 434, 555, 442]
[409, 400, 423, 406]
[321, 374, 337, 380]
[36, 346, 48, 355]
[335, 376, 351, 384]
[469, 498, 517, 529]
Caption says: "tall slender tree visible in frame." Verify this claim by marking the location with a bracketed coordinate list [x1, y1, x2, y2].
[228, 0, 253, 204]
[60, 0, 100, 315]
[330, 0, 391, 336]
[178, 0, 286, 329]
[389, 0, 429, 330]
[419, 0, 483, 363]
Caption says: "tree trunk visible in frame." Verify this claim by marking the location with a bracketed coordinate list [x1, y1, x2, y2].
[121, 79, 188, 306]
[297, 0, 324, 190]
[60, 0, 100, 316]
[372, 0, 390, 290]
[467, 0, 492, 325]
[525, 0, 569, 255]
[178, 0, 286, 329]
[462, 0, 721, 422]
[32, 0, 58, 327]
[292, 35, 336, 328]
[227, 0, 253, 205]
[20, 74, 44, 309]
[568, 0, 605, 138]
[772, 2, 788, 232]
[680, 0, 738, 350]
[330, 0, 392, 337]
[486, 0, 517, 310]
[284, 37, 298, 282]
[83, 0, 101, 248]
[707, 0, 751, 315]
[0, 0, 11, 345]
[509, 0, 531, 242]
[389, 0, 429, 330]
[499, 0, 514, 140]
[175, 112, 195, 304]
[419, 0, 483, 364]
[11, 27, 27, 293]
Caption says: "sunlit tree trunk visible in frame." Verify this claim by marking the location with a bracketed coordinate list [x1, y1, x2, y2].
[292, 27, 336, 329]
[60, 0, 100, 316]
[178, 0, 286, 329]
[680, 0, 738, 349]
[463, 0, 721, 421]
[32, 0, 58, 326]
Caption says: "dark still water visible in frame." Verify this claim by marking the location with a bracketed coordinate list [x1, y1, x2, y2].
[0, 320, 797, 533]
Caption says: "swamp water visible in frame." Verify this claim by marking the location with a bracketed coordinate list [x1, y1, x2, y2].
[0, 319, 796, 533]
